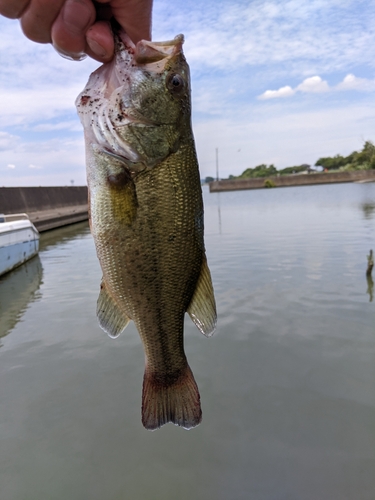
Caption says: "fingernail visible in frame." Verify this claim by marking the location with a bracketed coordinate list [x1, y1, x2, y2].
[52, 42, 87, 61]
[86, 37, 107, 58]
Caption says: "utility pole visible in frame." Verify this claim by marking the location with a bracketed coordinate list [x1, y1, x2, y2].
[216, 147, 219, 181]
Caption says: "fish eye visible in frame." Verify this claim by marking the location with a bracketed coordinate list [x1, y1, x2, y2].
[167, 73, 185, 93]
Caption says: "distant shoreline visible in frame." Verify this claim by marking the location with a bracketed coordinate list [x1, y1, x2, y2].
[209, 170, 375, 192]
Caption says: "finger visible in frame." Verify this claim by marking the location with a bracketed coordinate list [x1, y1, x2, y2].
[85, 20, 114, 62]
[51, 0, 96, 61]
[0, 0, 30, 19]
[92, 1, 112, 21]
[20, 0, 65, 43]
[112, 0, 153, 43]
[101, 0, 152, 43]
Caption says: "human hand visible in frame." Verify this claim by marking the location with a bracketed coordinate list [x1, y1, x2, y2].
[0, 0, 153, 62]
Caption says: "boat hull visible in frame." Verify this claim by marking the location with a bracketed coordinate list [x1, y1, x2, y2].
[0, 218, 40, 276]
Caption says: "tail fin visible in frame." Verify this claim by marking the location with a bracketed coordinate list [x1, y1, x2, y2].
[142, 364, 202, 431]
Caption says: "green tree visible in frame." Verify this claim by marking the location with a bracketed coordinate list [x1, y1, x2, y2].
[357, 141, 375, 168]
[315, 155, 346, 170]
[279, 165, 307, 175]
[315, 140, 375, 170]
[238, 164, 277, 179]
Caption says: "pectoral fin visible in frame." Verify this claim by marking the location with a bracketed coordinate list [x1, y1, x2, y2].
[97, 279, 130, 339]
[92, 145, 138, 226]
[187, 256, 217, 337]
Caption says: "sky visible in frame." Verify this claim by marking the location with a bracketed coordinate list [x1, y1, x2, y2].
[1, 0, 375, 186]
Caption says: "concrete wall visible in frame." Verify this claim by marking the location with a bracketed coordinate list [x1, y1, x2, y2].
[209, 170, 375, 192]
[0, 186, 88, 214]
[0, 187, 88, 232]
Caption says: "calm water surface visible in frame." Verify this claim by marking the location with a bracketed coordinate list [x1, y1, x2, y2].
[0, 183, 374, 500]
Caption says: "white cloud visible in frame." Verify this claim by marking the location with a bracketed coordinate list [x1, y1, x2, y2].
[258, 74, 375, 100]
[0, 137, 86, 186]
[0, 21, 98, 129]
[6, 164, 16, 169]
[296, 76, 329, 93]
[258, 86, 295, 100]
[32, 121, 81, 132]
[154, 0, 375, 75]
[0, 85, 85, 128]
[0, 20, 98, 87]
[336, 73, 375, 91]
[1, 1, 375, 186]
[0, 131, 19, 151]
[194, 98, 375, 179]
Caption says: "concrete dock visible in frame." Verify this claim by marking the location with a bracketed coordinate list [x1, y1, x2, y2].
[209, 169, 375, 192]
[0, 187, 88, 232]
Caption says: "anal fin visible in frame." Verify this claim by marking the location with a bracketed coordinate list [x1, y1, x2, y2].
[187, 256, 217, 337]
[97, 279, 130, 339]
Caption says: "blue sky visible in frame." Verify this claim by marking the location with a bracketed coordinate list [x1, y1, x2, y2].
[1, 0, 375, 186]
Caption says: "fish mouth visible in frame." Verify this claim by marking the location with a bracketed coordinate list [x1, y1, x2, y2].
[115, 28, 184, 69]
[133, 35, 184, 66]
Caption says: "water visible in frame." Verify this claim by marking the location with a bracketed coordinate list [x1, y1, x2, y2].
[0, 183, 374, 500]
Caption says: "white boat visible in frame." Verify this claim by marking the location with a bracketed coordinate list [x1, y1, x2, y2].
[0, 213, 40, 277]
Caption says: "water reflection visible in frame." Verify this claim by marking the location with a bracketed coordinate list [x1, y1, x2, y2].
[0, 255, 43, 343]
[366, 274, 374, 302]
[0, 184, 374, 500]
[361, 202, 375, 219]
[217, 193, 222, 234]
[39, 221, 90, 252]
[0, 223, 90, 344]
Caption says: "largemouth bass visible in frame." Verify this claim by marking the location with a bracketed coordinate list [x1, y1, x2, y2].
[76, 30, 216, 430]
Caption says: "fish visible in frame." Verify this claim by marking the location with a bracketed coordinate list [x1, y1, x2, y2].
[75, 29, 216, 431]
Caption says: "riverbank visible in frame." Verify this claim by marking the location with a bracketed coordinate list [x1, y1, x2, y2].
[209, 169, 375, 192]
[0, 187, 88, 232]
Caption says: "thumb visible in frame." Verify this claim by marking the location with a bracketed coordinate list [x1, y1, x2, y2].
[106, 0, 153, 43]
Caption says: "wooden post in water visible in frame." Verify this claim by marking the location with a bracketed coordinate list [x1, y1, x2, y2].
[366, 250, 374, 302]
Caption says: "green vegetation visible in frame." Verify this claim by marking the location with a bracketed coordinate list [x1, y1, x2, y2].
[224, 140, 375, 180]
[204, 176, 215, 183]
[278, 165, 307, 175]
[264, 179, 276, 188]
[226, 163, 307, 179]
[315, 141, 375, 171]
[238, 164, 277, 178]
